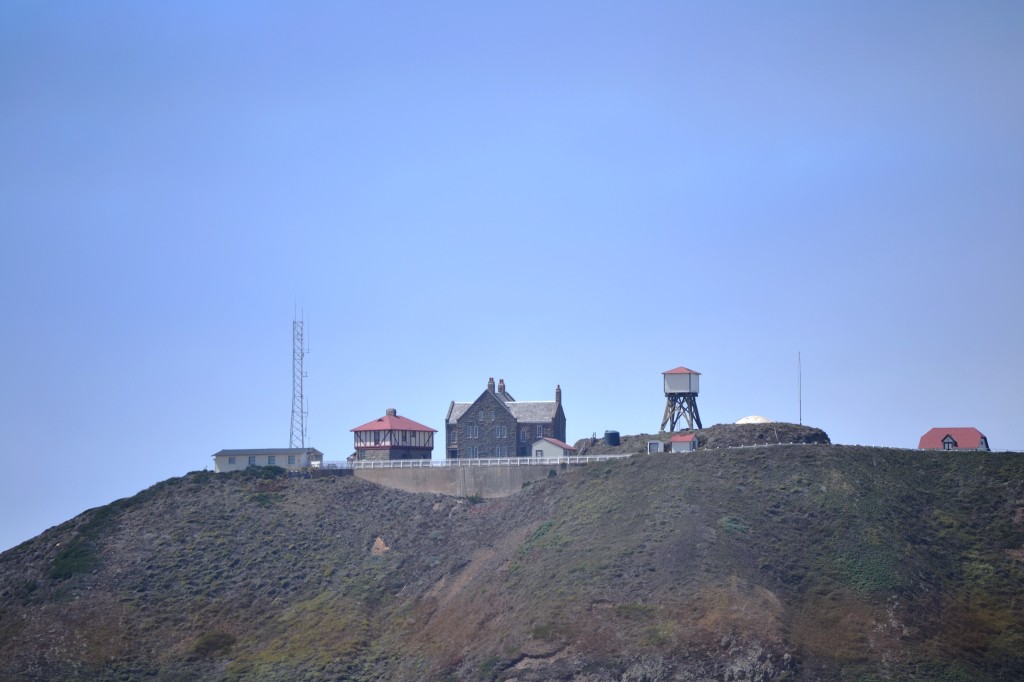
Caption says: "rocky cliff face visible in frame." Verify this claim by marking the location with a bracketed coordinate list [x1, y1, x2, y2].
[1, 440, 1022, 681]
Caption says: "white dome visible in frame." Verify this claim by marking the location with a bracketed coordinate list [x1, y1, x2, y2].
[736, 415, 772, 425]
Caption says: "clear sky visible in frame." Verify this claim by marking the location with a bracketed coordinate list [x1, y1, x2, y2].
[2, 1, 1022, 551]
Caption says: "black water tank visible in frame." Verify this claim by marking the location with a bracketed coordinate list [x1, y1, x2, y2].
[604, 430, 620, 446]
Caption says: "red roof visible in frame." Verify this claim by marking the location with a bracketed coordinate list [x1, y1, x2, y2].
[351, 413, 437, 433]
[540, 437, 576, 451]
[663, 366, 700, 375]
[670, 434, 696, 442]
[918, 427, 987, 450]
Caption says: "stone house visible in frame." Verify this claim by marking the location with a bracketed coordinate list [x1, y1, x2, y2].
[350, 408, 437, 461]
[445, 378, 566, 459]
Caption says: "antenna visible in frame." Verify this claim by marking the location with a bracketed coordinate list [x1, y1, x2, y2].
[290, 310, 309, 447]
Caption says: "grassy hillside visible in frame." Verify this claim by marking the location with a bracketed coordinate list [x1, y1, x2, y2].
[1, 442, 1022, 681]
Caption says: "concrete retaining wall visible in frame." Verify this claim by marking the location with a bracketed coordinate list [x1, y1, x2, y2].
[353, 463, 562, 498]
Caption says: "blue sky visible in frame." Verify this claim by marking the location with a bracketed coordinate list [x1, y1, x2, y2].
[2, 1, 1022, 551]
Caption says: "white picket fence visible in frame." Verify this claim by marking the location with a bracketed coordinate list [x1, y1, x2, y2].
[322, 453, 633, 470]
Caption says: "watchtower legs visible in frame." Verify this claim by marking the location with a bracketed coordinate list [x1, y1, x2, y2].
[661, 395, 702, 432]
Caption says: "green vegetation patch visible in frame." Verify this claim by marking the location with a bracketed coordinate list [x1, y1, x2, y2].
[242, 465, 288, 479]
[718, 515, 749, 535]
[191, 631, 236, 657]
[249, 492, 284, 508]
[614, 603, 655, 621]
[49, 538, 99, 579]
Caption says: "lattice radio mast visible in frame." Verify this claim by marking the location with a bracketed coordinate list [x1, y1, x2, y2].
[290, 310, 308, 448]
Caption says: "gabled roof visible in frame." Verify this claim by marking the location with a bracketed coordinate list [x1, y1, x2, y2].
[663, 366, 700, 375]
[536, 437, 576, 451]
[447, 396, 559, 425]
[918, 427, 988, 450]
[352, 413, 437, 433]
[508, 401, 559, 423]
[447, 402, 472, 424]
[670, 434, 696, 442]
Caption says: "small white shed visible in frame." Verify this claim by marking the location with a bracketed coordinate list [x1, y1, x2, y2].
[668, 434, 697, 452]
[531, 437, 577, 458]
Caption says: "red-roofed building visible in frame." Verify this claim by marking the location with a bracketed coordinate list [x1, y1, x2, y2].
[918, 427, 990, 452]
[531, 437, 577, 459]
[668, 433, 698, 452]
[351, 408, 437, 461]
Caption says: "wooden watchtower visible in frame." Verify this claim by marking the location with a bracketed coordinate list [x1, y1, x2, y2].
[660, 366, 703, 432]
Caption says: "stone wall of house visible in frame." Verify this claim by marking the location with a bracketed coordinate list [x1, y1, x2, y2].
[458, 391, 517, 458]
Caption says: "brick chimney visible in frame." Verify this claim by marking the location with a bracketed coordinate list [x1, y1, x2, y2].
[555, 385, 561, 404]
[386, 408, 397, 416]
[498, 379, 506, 396]
[487, 377, 495, 393]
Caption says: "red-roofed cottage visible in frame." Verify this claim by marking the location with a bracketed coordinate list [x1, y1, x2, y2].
[531, 437, 577, 459]
[918, 427, 990, 452]
[351, 408, 437, 461]
[668, 433, 698, 452]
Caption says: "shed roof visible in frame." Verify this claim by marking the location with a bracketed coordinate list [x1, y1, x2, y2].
[670, 434, 697, 442]
[352, 413, 437, 433]
[663, 366, 700, 375]
[918, 427, 987, 450]
[537, 437, 576, 451]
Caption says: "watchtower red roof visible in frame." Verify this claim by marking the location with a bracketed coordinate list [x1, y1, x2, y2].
[351, 413, 437, 433]
[663, 366, 700, 375]
[918, 427, 987, 450]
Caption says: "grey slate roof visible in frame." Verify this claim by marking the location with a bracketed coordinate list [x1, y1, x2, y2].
[507, 401, 559, 423]
[447, 403, 472, 424]
[447, 399, 557, 425]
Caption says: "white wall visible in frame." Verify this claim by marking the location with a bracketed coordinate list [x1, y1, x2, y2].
[531, 439, 572, 458]
[213, 451, 322, 473]
[664, 372, 698, 394]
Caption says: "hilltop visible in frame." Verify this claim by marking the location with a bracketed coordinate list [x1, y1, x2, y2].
[575, 422, 831, 456]
[1, 438, 1023, 681]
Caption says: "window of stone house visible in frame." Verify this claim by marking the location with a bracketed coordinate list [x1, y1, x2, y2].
[520, 429, 527, 442]
[478, 411, 484, 422]
[450, 430, 458, 444]
[490, 410, 495, 421]
[496, 445, 505, 457]
[536, 425, 544, 438]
